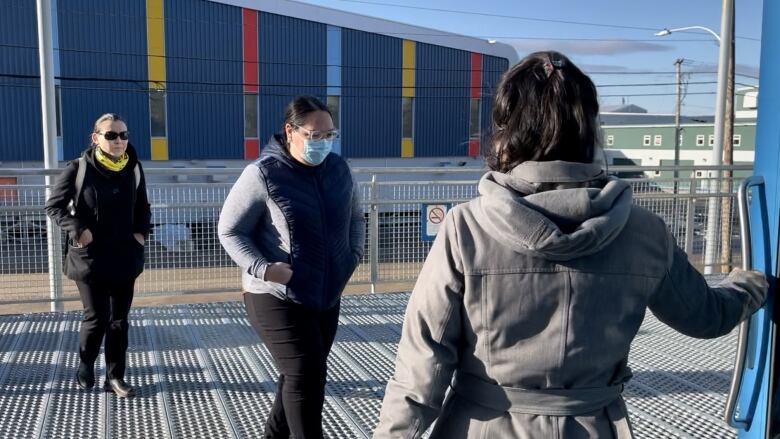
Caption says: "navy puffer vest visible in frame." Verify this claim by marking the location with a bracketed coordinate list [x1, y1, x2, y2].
[257, 137, 355, 310]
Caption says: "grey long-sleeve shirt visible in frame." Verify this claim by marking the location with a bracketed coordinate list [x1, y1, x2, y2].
[218, 163, 365, 300]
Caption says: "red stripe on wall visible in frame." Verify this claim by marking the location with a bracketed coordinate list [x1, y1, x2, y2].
[242, 9, 258, 93]
[470, 53, 482, 99]
[244, 139, 260, 160]
[468, 139, 480, 158]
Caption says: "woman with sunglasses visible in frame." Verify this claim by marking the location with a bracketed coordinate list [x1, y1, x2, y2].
[45, 113, 151, 398]
[219, 96, 364, 438]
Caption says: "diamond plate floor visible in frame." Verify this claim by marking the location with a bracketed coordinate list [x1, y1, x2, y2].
[0, 292, 738, 438]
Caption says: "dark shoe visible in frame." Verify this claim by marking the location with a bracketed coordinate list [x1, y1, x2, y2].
[76, 362, 95, 390]
[103, 378, 135, 398]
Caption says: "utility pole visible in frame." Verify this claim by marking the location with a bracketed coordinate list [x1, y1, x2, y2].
[36, 0, 64, 311]
[703, 0, 734, 275]
[719, 10, 736, 273]
[673, 58, 684, 195]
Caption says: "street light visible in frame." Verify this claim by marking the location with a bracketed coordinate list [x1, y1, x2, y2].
[655, 26, 721, 42]
[655, 25, 722, 195]
[656, 0, 734, 275]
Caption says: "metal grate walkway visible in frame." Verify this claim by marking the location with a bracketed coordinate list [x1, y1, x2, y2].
[0, 292, 738, 438]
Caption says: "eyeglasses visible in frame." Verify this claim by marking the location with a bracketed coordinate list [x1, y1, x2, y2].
[98, 131, 129, 141]
[294, 125, 339, 141]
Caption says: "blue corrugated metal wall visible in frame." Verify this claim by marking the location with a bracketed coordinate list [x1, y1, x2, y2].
[58, 0, 150, 160]
[258, 13, 327, 144]
[0, 1, 42, 161]
[165, 0, 243, 160]
[326, 25, 342, 97]
[414, 43, 470, 157]
[1, 0, 509, 162]
[481, 55, 508, 146]
[326, 25, 342, 155]
[342, 30, 401, 158]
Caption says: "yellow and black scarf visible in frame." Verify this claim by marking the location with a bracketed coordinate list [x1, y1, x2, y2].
[95, 148, 129, 172]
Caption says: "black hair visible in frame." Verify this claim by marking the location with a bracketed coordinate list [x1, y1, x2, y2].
[280, 96, 331, 144]
[485, 51, 601, 172]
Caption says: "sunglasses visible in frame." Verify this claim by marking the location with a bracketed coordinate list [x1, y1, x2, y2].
[98, 131, 129, 141]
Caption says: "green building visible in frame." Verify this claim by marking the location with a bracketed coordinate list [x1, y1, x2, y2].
[601, 86, 757, 179]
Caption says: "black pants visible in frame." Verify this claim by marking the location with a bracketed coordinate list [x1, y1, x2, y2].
[244, 292, 340, 439]
[76, 279, 135, 380]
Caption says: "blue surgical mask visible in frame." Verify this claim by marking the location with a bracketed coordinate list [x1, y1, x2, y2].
[301, 138, 332, 165]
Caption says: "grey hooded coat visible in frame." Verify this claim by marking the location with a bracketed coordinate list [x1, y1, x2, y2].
[374, 161, 765, 439]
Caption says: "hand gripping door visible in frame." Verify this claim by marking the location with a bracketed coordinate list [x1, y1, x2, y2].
[724, 176, 773, 430]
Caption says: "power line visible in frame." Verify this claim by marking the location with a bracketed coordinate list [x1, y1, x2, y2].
[600, 91, 716, 97]
[55, 2, 767, 43]
[0, 3, 675, 40]
[334, 0, 662, 31]
[1, 43, 761, 81]
[5, 1, 763, 44]
[597, 81, 717, 87]
[0, 73, 719, 89]
[683, 103, 716, 110]
[587, 70, 759, 81]
[2, 43, 757, 81]
[585, 70, 713, 75]
[0, 44, 712, 74]
[0, 80, 718, 99]
[0, 82, 494, 98]
[332, 0, 762, 41]
[0, 43, 509, 73]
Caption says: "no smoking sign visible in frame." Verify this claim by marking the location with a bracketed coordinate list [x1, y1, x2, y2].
[421, 204, 449, 241]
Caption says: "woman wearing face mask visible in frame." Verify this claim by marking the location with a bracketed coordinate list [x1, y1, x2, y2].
[45, 113, 151, 398]
[219, 96, 365, 438]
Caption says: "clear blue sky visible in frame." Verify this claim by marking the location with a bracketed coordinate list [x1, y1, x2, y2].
[295, 0, 764, 115]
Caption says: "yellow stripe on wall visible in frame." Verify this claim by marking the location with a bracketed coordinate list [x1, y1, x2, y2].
[151, 138, 168, 161]
[146, 0, 166, 89]
[401, 40, 415, 158]
[401, 138, 414, 158]
[402, 40, 415, 97]
[147, 0, 168, 160]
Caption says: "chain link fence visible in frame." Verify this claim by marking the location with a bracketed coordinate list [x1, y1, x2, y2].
[0, 165, 749, 309]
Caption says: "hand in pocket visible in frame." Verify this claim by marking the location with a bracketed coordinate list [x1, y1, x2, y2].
[264, 262, 293, 285]
[76, 229, 93, 247]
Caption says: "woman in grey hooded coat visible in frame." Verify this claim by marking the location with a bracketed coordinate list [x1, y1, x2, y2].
[374, 51, 769, 438]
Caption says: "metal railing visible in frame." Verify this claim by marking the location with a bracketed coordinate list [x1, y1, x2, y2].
[0, 165, 750, 309]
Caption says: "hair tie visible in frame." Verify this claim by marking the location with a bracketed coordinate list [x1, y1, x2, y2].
[543, 61, 555, 78]
[543, 58, 566, 78]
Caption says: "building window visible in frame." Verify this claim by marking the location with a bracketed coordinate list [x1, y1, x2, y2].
[469, 98, 481, 139]
[743, 91, 758, 109]
[708, 134, 715, 146]
[653, 135, 662, 146]
[244, 93, 258, 138]
[733, 134, 741, 147]
[55, 85, 62, 137]
[327, 96, 340, 130]
[643, 135, 651, 146]
[696, 134, 705, 146]
[149, 90, 167, 137]
[606, 135, 614, 146]
[402, 97, 414, 139]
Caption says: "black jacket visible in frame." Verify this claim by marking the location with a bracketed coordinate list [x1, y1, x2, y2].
[45, 144, 151, 282]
